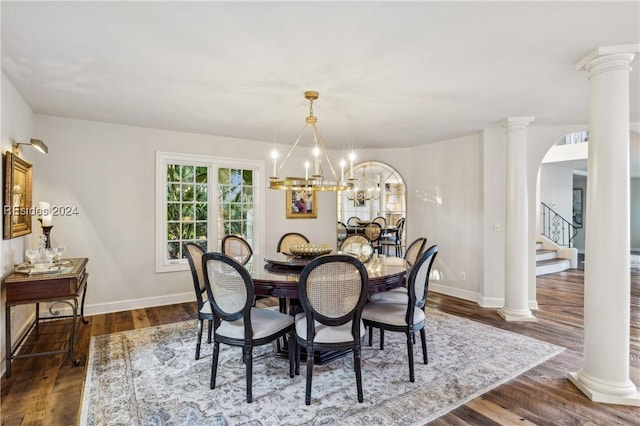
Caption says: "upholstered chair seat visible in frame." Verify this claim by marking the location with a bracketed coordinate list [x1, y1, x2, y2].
[217, 307, 294, 340]
[295, 314, 365, 344]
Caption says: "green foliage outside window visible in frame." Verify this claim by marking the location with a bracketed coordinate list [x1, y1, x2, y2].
[218, 167, 254, 248]
[166, 164, 208, 259]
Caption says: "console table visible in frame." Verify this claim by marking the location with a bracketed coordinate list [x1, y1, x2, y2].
[4, 257, 89, 378]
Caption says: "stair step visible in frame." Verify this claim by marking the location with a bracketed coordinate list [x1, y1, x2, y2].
[536, 258, 570, 276]
[535, 242, 543, 249]
[536, 249, 558, 261]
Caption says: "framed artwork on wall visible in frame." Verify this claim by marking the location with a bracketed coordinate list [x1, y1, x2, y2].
[286, 188, 317, 219]
[354, 190, 365, 207]
[3, 152, 33, 239]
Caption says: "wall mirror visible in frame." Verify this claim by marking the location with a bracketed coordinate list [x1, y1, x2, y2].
[337, 161, 406, 244]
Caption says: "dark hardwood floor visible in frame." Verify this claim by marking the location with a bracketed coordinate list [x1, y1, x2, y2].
[2, 266, 638, 425]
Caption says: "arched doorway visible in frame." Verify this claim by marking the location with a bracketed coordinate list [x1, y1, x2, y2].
[336, 161, 406, 245]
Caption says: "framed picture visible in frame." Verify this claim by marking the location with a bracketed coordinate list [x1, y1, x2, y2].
[286, 188, 317, 219]
[3, 152, 33, 239]
[354, 190, 366, 207]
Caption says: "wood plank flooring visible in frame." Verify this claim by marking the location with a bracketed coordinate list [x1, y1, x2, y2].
[2, 266, 638, 425]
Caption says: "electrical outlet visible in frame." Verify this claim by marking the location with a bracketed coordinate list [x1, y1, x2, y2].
[460, 272, 466, 281]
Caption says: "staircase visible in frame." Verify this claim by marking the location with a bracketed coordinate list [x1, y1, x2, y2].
[536, 241, 571, 275]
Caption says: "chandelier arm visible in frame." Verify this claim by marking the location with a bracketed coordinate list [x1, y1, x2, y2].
[277, 123, 309, 175]
[311, 123, 340, 182]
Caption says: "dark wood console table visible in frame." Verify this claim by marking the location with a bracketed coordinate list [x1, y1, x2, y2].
[4, 257, 89, 378]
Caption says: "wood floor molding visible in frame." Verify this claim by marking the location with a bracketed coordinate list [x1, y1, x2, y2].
[2, 266, 638, 425]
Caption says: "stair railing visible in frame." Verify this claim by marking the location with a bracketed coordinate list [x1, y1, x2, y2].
[540, 202, 578, 247]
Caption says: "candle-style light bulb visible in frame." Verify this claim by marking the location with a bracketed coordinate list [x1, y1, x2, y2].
[340, 159, 346, 182]
[304, 161, 310, 180]
[270, 150, 278, 177]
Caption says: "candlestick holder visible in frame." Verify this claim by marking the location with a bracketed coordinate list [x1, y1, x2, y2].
[37, 219, 53, 249]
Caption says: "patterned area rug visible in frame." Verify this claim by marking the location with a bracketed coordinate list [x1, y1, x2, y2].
[80, 308, 564, 425]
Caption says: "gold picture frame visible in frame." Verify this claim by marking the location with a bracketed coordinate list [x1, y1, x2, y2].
[3, 152, 33, 239]
[286, 187, 317, 219]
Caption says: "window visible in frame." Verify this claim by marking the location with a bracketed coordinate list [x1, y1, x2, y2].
[156, 152, 263, 272]
[166, 163, 209, 260]
[217, 167, 255, 249]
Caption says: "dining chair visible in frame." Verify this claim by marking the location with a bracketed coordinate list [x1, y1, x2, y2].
[368, 237, 428, 304]
[221, 234, 253, 265]
[404, 237, 427, 268]
[339, 234, 374, 263]
[363, 222, 382, 254]
[184, 242, 213, 360]
[295, 254, 369, 405]
[277, 232, 310, 253]
[346, 216, 360, 227]
[372, 216, 386, 228]
[202, 252, 295, 403]
[362, 245, 439, 382]
[380, 217, 405, 257]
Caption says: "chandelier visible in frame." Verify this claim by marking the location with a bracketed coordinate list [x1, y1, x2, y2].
[269, 91, 355, 191]
[347, 161, 382, 201]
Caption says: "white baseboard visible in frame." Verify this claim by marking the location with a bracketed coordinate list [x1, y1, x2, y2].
[429, 282, 479, 304]
[83, 292, 196, 317]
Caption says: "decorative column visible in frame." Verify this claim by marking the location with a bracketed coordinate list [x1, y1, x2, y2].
[568, 46, 640, 406]
[498, 117, 537, 322]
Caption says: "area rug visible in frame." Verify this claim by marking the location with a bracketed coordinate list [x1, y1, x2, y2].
[80, 308, 564, 425]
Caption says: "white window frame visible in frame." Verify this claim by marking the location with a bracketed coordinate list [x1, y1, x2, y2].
[155, 151, 265, 273]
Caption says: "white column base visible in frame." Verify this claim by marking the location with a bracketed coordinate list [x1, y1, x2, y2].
[497, 307, 537, 322]
[568, 370, 640, 406]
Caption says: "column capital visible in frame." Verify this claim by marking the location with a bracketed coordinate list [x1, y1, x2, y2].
[576, 44, 639, 72]
[500, 117, 535, 131]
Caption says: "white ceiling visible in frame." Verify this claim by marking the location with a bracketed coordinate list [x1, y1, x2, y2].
[2, 1, 639, 150]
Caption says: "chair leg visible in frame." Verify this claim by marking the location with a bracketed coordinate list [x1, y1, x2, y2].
[210, 341, 220, 389]
[245, 345, 253, 403]
[354, 344, 364, 403]
[407, 332, 415, 382]
[380, 329, 385, 350]
[368, 325, 373, 346]
[288, 331, 295, 378]
[196, 319, 203, 360]
[207, 320, 213, 343]
[295, 340, 300, 376]
[420, 328, 428, 364]
[305, 343, 314, 405]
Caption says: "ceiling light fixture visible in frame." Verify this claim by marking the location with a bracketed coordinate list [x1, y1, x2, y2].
[347, 161, 382, 201]
[12, 138, 48, 155]
[269, 91, 355, 191]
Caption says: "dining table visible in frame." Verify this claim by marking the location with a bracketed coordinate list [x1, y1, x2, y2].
[345, 224, 398, 237]
[244, 252, 408, 300]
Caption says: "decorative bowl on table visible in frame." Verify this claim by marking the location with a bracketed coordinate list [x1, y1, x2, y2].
[287, 243, 333, 257]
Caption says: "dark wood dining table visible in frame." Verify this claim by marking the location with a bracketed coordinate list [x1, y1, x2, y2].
[243, 252, 408, 299]
[345, 225, 398, 236]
